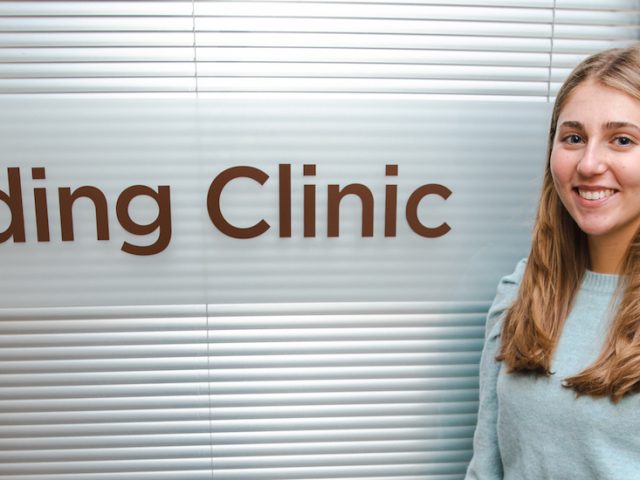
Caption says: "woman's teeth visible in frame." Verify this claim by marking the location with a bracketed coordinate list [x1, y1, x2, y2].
[578, 189, 615, 200]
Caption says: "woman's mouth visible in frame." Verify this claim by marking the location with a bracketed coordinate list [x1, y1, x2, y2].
[576, 188, 616, 201]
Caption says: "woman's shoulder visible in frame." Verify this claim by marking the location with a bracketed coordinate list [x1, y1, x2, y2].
[485, 258, 527, 340]
[498, 258, 527, 285]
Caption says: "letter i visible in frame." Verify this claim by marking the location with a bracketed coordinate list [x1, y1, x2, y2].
[303, 164, 316, 237]
[385, 164, 398, 237]
[32, 167, 50, 242]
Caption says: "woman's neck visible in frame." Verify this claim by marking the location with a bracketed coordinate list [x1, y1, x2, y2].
[588, 236, 627, 274]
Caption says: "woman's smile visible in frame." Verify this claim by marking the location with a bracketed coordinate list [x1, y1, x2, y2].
[575, 187, 616, 202]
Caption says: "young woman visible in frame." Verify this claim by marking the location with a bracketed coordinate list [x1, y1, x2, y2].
[466, 45, 640, 479]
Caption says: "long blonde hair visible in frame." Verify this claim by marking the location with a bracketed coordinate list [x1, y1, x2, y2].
[498, 44, 640, 402]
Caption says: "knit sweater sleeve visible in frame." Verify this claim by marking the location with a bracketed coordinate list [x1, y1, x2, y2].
[464, 258, 526, 480]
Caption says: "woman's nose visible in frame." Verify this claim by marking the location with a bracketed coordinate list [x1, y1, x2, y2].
[576, 143, 607, 177]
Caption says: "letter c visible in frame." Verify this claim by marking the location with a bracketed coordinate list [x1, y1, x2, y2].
[406, 184, 452, 238]
[207, 166, 270, 239]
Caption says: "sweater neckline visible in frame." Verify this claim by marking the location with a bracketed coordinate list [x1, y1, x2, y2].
[582, 269, 619, 293]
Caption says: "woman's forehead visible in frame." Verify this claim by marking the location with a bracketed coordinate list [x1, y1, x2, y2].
[558, 80, 640, 126]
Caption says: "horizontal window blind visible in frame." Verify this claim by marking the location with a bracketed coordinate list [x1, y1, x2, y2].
[0, 305, 212, 480]
[0, 302, 489, 479]
[0, 1, 196, 94]
[0, 1, 636, 97]
[206, 302, 490, 480]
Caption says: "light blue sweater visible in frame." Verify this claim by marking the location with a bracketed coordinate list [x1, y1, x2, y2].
[465, 259, 640, 480]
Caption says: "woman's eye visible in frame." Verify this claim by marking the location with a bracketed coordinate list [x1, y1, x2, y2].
[614, 136, 634, 146]
[563, 134, 583, 144]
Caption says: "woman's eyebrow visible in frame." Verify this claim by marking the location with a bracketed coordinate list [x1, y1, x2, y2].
[558, 120, 584, 130]
[558, 120, 640, 132]
[604, 121, 640, 132]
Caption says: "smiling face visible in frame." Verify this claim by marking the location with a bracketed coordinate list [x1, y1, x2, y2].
[550, 79, 640, 268]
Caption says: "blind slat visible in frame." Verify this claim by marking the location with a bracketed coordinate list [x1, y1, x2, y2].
[0, 2, 193, 16]
[195, 3, 553, 23]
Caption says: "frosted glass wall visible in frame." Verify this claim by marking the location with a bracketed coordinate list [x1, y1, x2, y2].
[0, 97, 549, 307]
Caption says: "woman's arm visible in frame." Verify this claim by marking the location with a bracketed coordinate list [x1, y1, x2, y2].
[464, 259, 526, 480]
